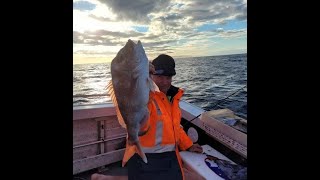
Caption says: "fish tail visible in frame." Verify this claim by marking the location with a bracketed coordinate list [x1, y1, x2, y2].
[136, 141, 148, 163]
[122, 140, 148, 167]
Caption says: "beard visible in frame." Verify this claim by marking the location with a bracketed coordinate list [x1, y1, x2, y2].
[158, 85, 170, 94]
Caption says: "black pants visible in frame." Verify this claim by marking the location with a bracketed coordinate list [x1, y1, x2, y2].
[127, 151, 183, 180]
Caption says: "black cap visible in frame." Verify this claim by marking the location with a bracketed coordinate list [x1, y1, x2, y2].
[151, 54, 176, 76]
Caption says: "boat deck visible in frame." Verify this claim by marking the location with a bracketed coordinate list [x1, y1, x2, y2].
[73, 161, 127, 180]
[73, 101, 247, 179]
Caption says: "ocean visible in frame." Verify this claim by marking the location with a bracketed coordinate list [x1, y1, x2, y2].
[73, 53, 247, 119]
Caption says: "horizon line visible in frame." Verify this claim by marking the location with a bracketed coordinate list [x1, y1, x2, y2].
[73, 52, 247, 65]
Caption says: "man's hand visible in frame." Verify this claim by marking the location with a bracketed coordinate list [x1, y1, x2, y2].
[149, 62, 155, 74]
[187, 143, 203, 153]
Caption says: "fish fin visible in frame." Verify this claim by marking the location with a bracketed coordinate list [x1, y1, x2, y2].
[148, 77, 160, 92]
[122, 140, 148, 167]
[138, 112, 150, 136]
[106, 80, 127, 128]
[122, 142, 136, 167]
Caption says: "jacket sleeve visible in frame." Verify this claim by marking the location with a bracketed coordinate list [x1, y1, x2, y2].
[178, 125, 193, 151]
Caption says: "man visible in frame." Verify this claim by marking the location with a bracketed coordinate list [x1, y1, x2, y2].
[92, 54, 203, 180]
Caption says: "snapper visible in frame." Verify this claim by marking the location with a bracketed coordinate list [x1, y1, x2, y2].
[107, 39, 157, 167]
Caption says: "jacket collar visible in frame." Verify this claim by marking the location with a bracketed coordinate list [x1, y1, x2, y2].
[150, 85, 184, 101]
[167, 85, 183, 102]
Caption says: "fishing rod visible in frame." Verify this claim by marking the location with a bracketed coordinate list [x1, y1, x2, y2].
[211, 85, 247, 110]
[182, 85, 247, 127]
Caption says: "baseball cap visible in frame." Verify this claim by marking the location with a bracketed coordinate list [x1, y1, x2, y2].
[151, 54, 176, 76]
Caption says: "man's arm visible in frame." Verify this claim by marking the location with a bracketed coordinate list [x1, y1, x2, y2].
[187, 143, 203, 153]
[178, 125, 203, 153]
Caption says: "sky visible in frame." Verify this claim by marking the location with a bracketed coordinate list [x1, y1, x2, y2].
[73, 0, 247, 64]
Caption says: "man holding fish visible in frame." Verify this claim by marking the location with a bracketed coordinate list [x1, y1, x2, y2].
[92, 40, 203, 180]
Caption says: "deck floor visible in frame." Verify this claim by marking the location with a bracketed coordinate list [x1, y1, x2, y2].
[73, 161, 128, 180]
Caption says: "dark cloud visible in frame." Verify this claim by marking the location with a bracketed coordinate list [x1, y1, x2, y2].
[90, 30, 144, 38]
[87, 0, 246, 41]
[211, 28, 247, 38]
[74, 50, 115, 55]
[184, 33, 200, 38]
[141, 34, 162, 40]
[88, 14, 117, 22]
[224, 29, 246, 34]
[141, 40, 177, 47]
[73, 0, 247, 53]
[235, 14, 247, 21]
[234, 3, 247, 20]
[98, 0, 170, 22]
[212, 28, 224, 33]
[144, 45, 174, 52]
[164, 14, 184, 21]
[177, 0, 246, 24]
[113, 0, 247, 40]
[136, 40, 178, 57]
[73, 31, 83, 43]
[144, 46, 176, 59]
[73, 31, 116, 46]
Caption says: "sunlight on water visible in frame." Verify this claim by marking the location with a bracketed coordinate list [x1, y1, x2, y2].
[73, 54, 247, 118]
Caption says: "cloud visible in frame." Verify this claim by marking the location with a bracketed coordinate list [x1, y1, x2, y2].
[141, 40, 177, 47]
[73, 0, 247, 62]
[211, 28, 247, 38]
[74, 49, 115, 55]
[178, 0, 247, 24]
[78, 0, 246, 39]
[73, 31, 116, 45]
[92, 29, 144, 38]
[88, 14, 117, 22]
[140, 34, 162, 40]
[73, 30, 144, 46]
[163, 13, 184, 21]
[97, 0, 170, 23]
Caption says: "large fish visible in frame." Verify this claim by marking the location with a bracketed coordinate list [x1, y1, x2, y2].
[107, 39, 157, 167]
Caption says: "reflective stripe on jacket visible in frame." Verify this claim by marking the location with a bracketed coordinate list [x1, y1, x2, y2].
[138, 88, 193, 180]
[139, 88, 193, 152]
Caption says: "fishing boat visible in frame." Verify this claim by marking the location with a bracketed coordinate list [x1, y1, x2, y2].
[73, 98, 247, 180]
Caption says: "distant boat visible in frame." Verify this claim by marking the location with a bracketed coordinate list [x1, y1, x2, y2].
[73, 95, 247, 180]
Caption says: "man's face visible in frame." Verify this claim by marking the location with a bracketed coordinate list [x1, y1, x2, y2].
[151, 75, 172, 94]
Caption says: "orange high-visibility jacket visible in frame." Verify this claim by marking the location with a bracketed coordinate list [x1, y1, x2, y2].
[139, 87, 193, 179]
